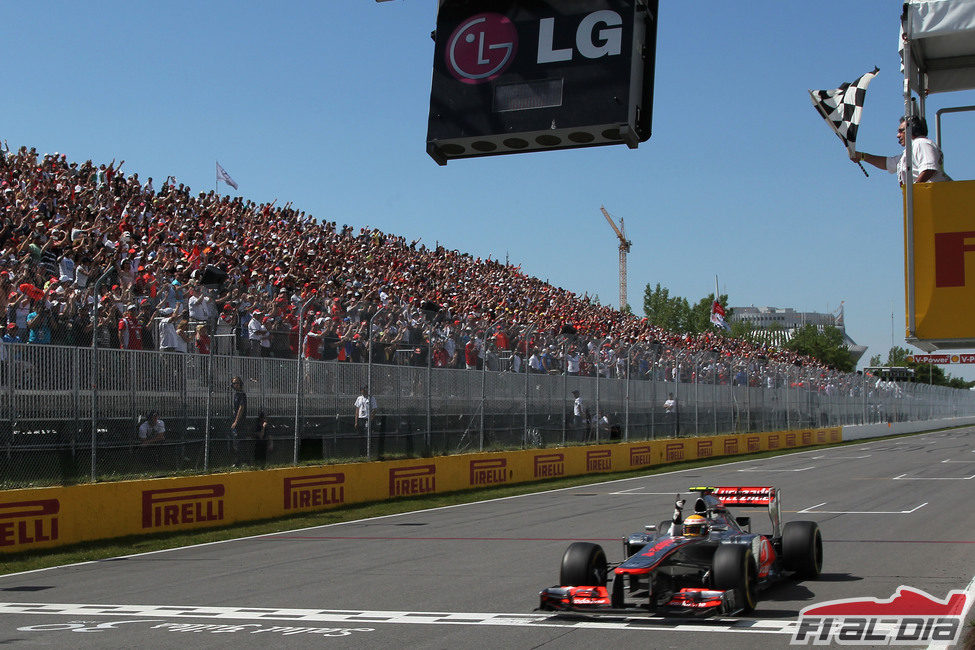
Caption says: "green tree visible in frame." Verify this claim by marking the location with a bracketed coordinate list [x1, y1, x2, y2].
[785, 324, 855, 372]
[643, 284, 730, 335]
[886, 346, 913, 366]
[642, 283, 690, 331]
[643, 283, 672, 328]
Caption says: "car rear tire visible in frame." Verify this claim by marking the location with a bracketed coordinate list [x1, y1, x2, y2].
[712, 543, 758, 613]
[782, 521, 823, 579]
[560, 542, 608, 586]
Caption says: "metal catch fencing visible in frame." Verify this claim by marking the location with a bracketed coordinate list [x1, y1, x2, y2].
[1, 340, 972, 488]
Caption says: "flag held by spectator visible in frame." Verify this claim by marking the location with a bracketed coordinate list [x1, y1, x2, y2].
[710, 299, 730, 331]
[809, 67, 878, 176]
[216, 161, 238, 190]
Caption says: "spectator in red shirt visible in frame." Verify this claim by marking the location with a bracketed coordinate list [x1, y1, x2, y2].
[118, 305, 143, 350]
[464, 338, 479, 370]
[195, 324, 210, 354]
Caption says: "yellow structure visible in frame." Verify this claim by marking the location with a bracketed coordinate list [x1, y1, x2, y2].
[907, 181, 975, 345]
[0, 427, 840, 554]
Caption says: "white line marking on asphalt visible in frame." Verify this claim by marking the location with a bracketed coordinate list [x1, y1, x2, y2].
[811, 454, 870, 459]
[738, 466, 815, 472]
[894, 473, 975, 480]
[941, 458, 975, 463]
[798, 502, 827, 512]
[797, 502, 928, 515]
[0, 602, 802, 636]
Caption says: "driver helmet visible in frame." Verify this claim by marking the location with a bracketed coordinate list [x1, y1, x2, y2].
[682, 514, 709, 537]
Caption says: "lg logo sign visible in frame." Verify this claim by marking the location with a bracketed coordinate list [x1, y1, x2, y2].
[446, 13, 518, 84]
[537, 10, 623, 63]
[446, 10, 623, 84]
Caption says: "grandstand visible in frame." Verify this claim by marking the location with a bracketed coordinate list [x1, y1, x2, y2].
[1, 144, 970, 487]
[0, 143, 826, 368]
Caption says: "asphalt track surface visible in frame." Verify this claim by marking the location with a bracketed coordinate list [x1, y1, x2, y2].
[0, 428, 973, 648]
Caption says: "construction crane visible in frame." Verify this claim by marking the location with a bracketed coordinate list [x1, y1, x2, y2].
[600, 205, 632, 311]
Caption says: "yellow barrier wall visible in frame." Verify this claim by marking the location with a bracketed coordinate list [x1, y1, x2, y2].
[0, 427, 841, 554]
[908, 180, 975, 341]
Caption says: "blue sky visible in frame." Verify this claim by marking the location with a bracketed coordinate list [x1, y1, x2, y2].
[4, 1, 975, 377]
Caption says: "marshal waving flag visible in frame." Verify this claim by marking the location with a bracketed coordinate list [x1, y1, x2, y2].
[809, 67, 878, 176]
[215, 161, 238, 190]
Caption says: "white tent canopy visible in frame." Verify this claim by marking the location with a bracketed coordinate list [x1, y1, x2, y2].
[903, 0, 975, 93]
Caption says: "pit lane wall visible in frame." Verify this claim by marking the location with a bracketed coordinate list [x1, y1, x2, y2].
[0, 427, 840, 554]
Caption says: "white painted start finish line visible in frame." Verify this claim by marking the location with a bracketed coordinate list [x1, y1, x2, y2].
[0, 602, 799, 635]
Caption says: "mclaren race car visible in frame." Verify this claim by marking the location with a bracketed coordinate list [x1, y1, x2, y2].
[538, 485, 822, 616]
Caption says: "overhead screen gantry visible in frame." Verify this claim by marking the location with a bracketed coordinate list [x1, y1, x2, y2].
[901, 0, 975, 351]
[423, 0, 658, 164]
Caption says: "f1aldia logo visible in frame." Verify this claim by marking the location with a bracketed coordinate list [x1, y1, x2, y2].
[791, 585, 972, 645]
[446, 13, 517, 84]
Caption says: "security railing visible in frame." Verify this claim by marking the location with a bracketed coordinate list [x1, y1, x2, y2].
[1, 338, 971, 489]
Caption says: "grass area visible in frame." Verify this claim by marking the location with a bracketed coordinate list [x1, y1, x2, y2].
[0, 428, 951, 577]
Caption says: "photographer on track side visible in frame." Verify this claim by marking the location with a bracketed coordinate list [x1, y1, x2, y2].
[354, 386, 378, 458]
[138, 411, 166, 447]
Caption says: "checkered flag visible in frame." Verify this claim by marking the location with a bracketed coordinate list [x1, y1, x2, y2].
[809, 67, 878, 176]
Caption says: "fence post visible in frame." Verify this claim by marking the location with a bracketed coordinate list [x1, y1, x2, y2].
[180, 351, 188, 467]
[693, 352, 700, 436]
[624, 344, 631, 442]
[426, 337, 432, 452]
[523, 323, 537, 448]
[712, 354, 718, 435]
[294, 297, 314, 464]
[594, 347, 600, 443]
[202, 316, 218, 471]
[366, 307, 385, 459]
[562, 342, 567, 446]
[650, 346, 658, 440]
[480, 336, 488, 452]
[744, 356, 751, 433]
[89, 266, 113, 483]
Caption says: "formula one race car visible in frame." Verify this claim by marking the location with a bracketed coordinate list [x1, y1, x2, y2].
[538, 486, 822, 616]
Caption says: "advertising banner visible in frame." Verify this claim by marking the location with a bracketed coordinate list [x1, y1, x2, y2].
[908, 180, 975, 344]
[0, 427, 840, 553]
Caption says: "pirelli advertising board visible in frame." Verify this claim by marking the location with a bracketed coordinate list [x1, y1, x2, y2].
[0, 427, 839, 553]
[907, 180, 975, 347]
[426, 0, 657, 164]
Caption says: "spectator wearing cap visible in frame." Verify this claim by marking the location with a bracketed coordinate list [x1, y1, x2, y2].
[2, 322, 21, 343]
[247, 308, 269, 357]
[26, 299, 52, 344]
[158, 304, 182, 352]
[118, 304, 143, 350]
[464, 336, 479, 370]
[187, 284, 215, 323]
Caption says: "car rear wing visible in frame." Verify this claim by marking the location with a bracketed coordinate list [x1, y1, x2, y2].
[689, 486, 781, 537]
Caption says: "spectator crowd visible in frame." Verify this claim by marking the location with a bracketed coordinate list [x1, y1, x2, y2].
[0, 142, 857, 391]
